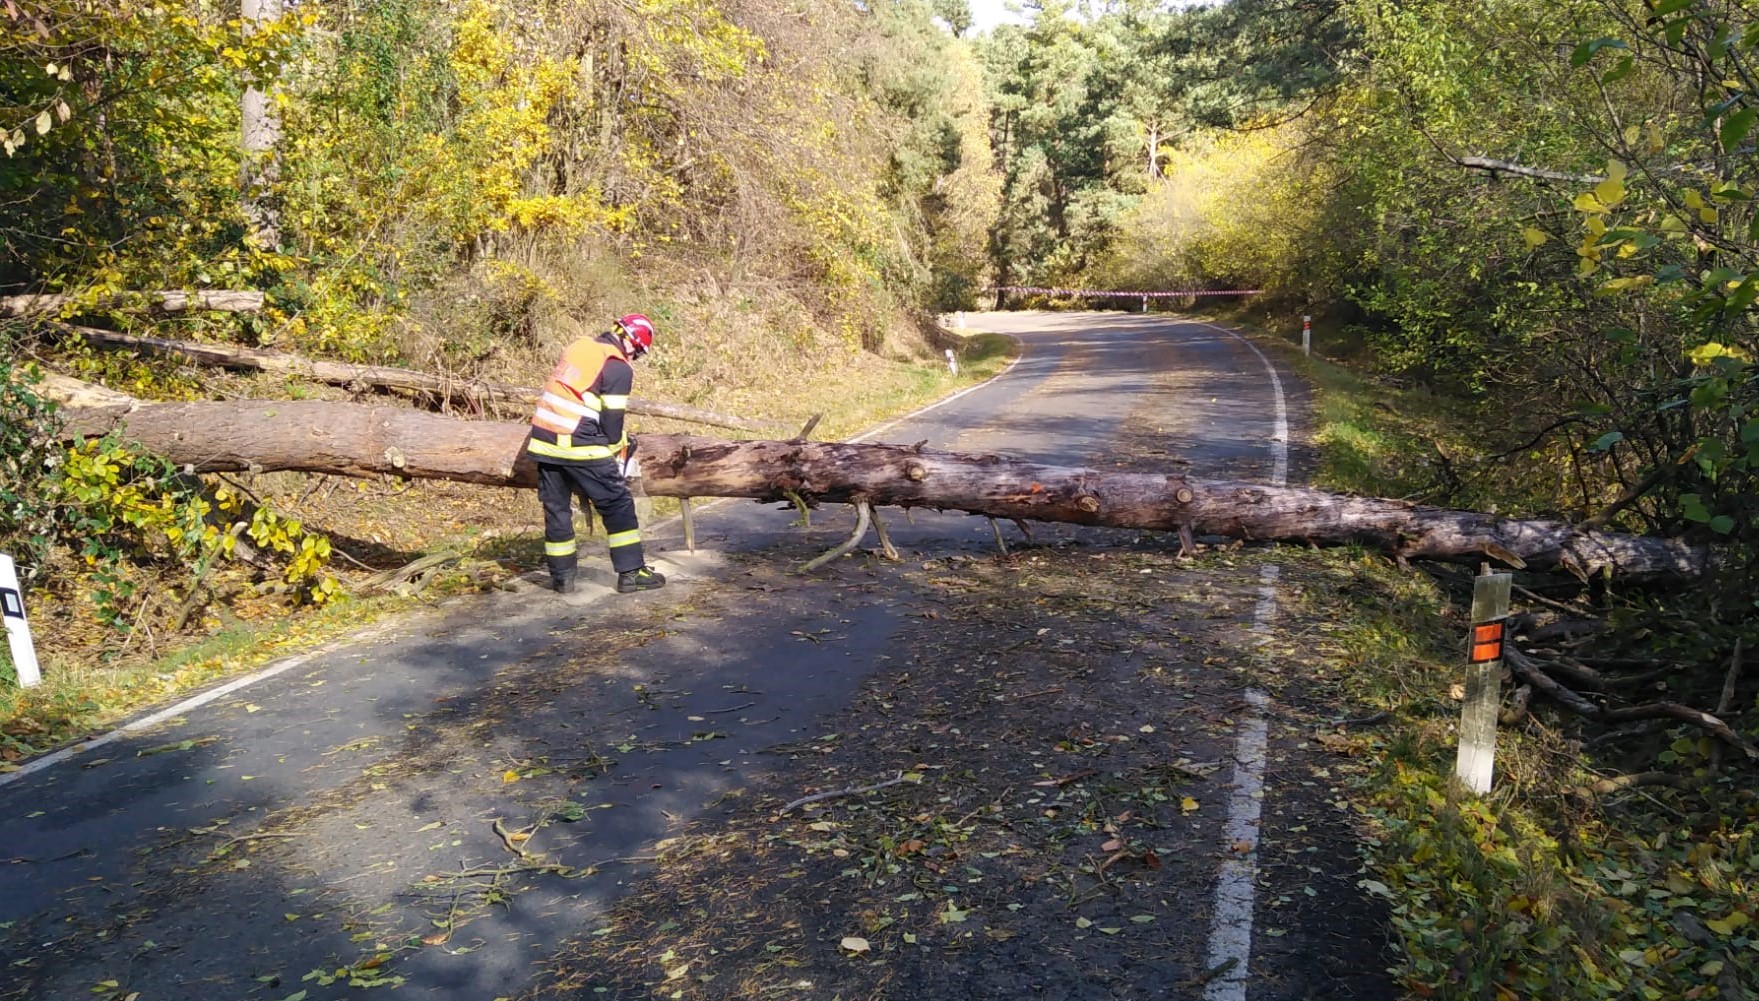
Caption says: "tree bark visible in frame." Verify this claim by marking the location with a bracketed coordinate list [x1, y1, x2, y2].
[1, 290, 265, 318]
[58, 399, 1709, 582]
[48, 325, 777, 432]
[242, 0, 284, 249]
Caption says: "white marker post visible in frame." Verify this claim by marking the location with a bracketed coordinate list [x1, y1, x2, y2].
[0, 553, 42, 687]
[1455, 572, 1511, 794]
[945, 348, 958, 376]
[1302, 315, 1312, 357]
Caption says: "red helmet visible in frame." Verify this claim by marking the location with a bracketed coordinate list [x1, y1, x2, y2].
[616, 313, 655, 357]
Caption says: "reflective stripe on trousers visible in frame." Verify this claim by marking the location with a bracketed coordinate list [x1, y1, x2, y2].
[537, 459, 645, 579]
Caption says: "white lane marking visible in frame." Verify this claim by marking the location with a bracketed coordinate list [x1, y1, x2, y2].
[4, 330, 1029, 787]
[1192, 320, 1289, 488]
[1185, 318, 1289, 1001]
[1206, 684, 1272, 1000]
[0, 647, 330, 789]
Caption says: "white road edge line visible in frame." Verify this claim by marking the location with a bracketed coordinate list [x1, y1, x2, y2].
[0, 647, 329, 788]
[1191, 319, 1288, 1001]
[3, 327, 1028, 788]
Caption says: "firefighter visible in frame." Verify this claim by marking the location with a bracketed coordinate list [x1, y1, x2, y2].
[528, 313, 667, 594]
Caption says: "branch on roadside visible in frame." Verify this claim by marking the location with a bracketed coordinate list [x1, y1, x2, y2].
[1505, 646, 1759, 759]
[37, 324, 777, 432]
[1568, 770, 1685, 803]
[777, 771, 909, 815]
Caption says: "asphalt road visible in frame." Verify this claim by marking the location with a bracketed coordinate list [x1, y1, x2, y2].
[0, 312, 1357, 1001]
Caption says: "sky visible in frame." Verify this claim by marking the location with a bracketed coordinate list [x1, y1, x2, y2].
[966, 0, 1032, 33]
[964, 2, 1206, 33]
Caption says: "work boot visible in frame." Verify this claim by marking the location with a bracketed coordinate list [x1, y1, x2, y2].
[616, 566, 666, 593]
[551, 575, 576, 595]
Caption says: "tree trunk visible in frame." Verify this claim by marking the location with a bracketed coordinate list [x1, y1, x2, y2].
[58, 399, 1708, 582]
[0, 290, 265, 318]
[47, 325, 776, 432]
[242, 0, 284, 249]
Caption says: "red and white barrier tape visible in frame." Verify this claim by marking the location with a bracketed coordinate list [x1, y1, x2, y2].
[990, 286, 1262, 298]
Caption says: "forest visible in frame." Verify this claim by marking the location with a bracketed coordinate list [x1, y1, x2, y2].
[2, 1, 1756, 998]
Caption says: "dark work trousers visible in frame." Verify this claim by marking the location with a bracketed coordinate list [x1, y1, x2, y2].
[537, 460, 645, 582]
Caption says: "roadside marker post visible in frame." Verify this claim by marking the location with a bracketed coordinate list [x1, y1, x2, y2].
[0, 552, 42, 688]
[945, 348, 958, 375]
[1302, 315, 1311, 357]
[1455, 572, 1511, 794]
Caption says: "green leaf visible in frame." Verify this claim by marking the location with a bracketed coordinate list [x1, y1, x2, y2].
[1710, 515, 1736, 534]
[1722, 108, 1757, 150]
[1601, 56, 1635, 85]
[1591, 431, 1625, 452]
[1706, 911, 1751, 935]
[1681, 494, 1712, 524]
[1570, 38, 1627, 67]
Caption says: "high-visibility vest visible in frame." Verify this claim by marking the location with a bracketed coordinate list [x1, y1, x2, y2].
[528, 337, 630, 462]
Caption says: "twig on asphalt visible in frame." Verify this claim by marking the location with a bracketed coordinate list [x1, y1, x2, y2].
[778, 771, 909, 815]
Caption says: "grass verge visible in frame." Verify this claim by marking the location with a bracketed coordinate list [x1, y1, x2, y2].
[1287, 550, 1756, 1001]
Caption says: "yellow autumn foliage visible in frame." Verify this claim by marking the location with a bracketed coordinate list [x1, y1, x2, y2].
[1098, 120, 1348, 302]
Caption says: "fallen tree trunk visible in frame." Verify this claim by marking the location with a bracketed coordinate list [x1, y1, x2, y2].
[57, 398, 1709, 582]
[49, 325, 776, 433]
[1, 290, 265, 318]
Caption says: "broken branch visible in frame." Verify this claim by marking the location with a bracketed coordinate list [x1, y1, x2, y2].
[778, 771, 909, 815]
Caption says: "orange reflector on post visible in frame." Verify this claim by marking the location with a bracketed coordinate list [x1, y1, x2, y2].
[1469, 621, 1506, 663]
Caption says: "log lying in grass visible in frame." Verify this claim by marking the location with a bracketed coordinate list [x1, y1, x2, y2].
[49, 325, 775, 433]
[56, 398, 1709, 582]
[1, 290, 265, 317]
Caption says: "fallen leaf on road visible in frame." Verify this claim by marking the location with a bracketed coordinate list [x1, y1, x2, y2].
[840, 936, 871, 953]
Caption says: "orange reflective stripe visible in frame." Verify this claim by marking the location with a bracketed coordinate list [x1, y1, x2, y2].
[1468, 621, 1505, 663]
